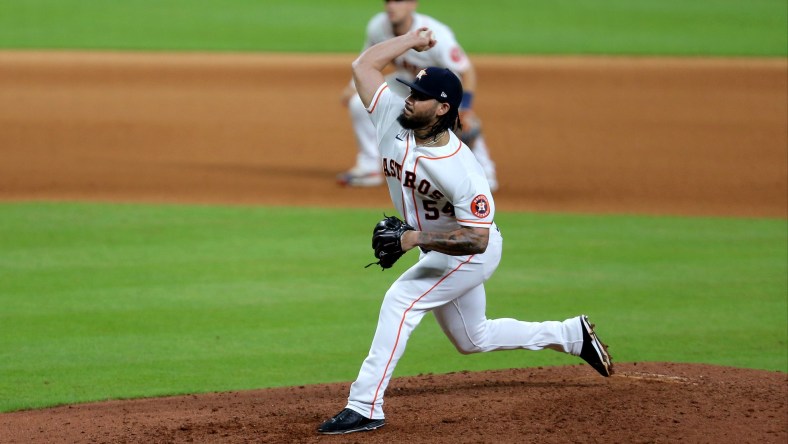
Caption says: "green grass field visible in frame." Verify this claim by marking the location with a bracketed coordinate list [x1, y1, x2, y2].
[1, 203, 786, 412]
[0, 0, 786, 414]
[0, 0, 785, 55]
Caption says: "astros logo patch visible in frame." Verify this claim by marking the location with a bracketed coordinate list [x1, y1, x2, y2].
[471, 194, 490, 218]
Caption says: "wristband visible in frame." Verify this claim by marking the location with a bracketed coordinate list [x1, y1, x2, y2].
[460, 91, 473, 110]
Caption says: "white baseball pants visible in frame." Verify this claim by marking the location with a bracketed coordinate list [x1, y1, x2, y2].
[345, 229, 585, 419]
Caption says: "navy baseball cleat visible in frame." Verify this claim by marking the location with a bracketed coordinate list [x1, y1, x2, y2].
[318, 408, 385, 435]
[579, 315, 614, 377]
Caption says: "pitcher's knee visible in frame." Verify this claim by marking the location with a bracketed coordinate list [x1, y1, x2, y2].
[451, 340, 484, 355]
[445, 324, 489, 354]
[456, 346, 481, 355]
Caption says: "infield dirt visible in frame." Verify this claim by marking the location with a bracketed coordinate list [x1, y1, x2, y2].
[0, 52, 786, 443]
[1, 52, 786, 217]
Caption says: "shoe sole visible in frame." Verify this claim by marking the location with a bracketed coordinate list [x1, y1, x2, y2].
[318, 419, 385, 435]
[581, 315, 614, 376]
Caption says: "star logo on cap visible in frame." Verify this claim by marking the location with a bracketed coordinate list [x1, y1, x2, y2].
[416, 69, 427, 80]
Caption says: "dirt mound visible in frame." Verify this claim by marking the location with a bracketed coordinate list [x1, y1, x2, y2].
[1, 363, 785, 443]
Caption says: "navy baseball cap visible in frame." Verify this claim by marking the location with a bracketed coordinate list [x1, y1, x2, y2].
[396, 67, 463, 111]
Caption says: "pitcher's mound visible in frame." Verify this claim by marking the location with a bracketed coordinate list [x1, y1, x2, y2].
[1, 362, 785, 443]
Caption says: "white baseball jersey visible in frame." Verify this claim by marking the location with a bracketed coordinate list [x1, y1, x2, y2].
[367, 82, 494, 232]
[364, 12, 471, 81]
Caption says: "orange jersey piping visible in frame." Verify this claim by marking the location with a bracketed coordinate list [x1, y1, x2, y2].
[367, 84, 389, 114]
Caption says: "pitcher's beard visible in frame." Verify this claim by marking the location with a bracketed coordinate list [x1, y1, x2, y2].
[397, 111, 432, 130]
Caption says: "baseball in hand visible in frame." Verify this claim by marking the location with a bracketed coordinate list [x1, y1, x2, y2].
[419, 30, 433, 40]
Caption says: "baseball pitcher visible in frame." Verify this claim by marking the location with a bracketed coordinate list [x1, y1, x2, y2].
[318, 28, 613, 435]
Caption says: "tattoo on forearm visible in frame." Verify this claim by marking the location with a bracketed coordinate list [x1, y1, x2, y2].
[417, 228, 487, 255]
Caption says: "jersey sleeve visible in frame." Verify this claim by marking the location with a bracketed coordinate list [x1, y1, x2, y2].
[451, 174, 495, 228]
[365, 83, 405, 145]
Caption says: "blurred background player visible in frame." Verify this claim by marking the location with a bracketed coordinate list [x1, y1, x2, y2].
[336, 0, 498, 190]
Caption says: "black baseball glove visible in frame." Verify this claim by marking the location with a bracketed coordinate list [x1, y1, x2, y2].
[366, 215, 415, 270]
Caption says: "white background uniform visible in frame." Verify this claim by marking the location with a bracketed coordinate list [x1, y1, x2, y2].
[345, 84, 586, 420]
[348, 12, 496, 181]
